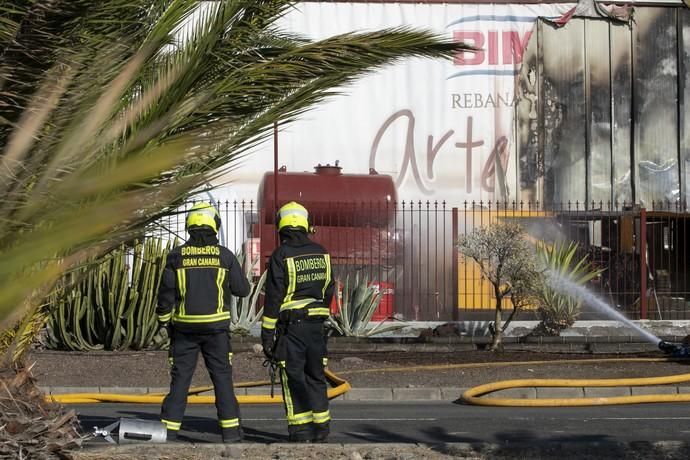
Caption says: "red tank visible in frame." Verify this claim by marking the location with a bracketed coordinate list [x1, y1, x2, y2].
[257, 163, 397, 227]
[255, 163, 399, 319]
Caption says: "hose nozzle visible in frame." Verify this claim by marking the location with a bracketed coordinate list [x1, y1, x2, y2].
[658, 340, 690, 357]
[658, 340, 678, 354]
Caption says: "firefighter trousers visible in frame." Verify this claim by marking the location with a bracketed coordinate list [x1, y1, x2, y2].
[161, 329, 241, 434]
[277, 320, 330, 439]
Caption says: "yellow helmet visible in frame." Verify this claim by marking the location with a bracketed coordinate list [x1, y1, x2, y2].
[277, 201, 309, 232]
[186, 202, 221, 233]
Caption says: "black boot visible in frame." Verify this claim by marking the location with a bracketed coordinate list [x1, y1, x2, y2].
[288, 424, 313, 443]
[222, 427, 243, 443]
[166, 429, 178, 442]
[313, 422, 329, 443]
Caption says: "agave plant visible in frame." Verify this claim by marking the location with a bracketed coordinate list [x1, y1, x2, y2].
[228, 250, 266, 336]
[533, 241, 605, 335]
[326, 272, 405, 338]
[0, 1, 471, 365]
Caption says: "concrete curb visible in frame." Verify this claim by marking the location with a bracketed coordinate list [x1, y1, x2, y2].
[42, 385, 690, 401]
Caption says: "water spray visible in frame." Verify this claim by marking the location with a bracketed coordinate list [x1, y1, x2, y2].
[545, 271, 661, 345]
[546, 271, 690, 358]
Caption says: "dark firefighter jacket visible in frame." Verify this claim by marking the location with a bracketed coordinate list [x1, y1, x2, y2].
[157, 228, 250, 332]
[261, 230, 335, 341]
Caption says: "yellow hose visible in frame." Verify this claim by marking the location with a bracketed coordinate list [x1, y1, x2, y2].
[49, 369, 350, 405]
[334, 358, 690, 407]
[456, 357, 690, 406]
[48, 355, 690, 407]
[461, 373, 690, 407]
[335, 356, 690, 407]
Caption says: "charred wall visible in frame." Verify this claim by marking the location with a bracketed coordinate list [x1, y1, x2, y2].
[517, 6, 690, 207]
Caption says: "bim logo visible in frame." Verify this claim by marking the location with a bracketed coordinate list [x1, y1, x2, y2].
[447, 15, 541, 79]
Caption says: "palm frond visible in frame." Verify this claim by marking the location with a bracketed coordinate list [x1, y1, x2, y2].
[0, 0, 471, 336]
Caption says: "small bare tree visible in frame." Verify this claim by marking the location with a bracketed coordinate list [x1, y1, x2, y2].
[458, 222, 540, 351]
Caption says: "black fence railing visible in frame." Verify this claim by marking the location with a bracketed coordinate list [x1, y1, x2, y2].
[150, 200, 690, 321]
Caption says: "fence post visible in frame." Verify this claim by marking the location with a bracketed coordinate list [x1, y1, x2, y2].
[640, 207, 647, 320]
[452, 207, 459, 321]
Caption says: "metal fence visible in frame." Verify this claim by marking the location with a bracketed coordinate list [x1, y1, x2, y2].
[150, 200, 690, 321]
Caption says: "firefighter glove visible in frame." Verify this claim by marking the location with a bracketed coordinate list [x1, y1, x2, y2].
[261, 334, 275, 361]
[157, 321, 171, 339]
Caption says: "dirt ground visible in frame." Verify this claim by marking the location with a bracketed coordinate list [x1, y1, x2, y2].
[68, 442, 690, 460]
[27, 348, 690, 390]
[71, 443, 459, 460]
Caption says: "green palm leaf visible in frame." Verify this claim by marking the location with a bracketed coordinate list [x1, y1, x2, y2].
[0, 1, 470, 359]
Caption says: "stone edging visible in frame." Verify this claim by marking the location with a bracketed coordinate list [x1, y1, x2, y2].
[41, 385, 690, 401]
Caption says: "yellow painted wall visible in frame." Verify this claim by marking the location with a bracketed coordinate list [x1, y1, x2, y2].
[458, 209, 551, 310]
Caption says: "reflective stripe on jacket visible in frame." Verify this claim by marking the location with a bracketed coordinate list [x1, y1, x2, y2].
[262, 231, 335, 332]
[157, 242, 250, 332]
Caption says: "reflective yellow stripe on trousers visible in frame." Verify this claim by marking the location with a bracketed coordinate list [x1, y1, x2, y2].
[313, 410, 330, 424]
[161, 419, 181, 430]
[219, 418, 239, 428]
[288, 411, 314, 425]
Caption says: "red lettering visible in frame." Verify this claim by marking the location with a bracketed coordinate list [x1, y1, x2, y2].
[502, 31, 532, 65]
[454, 31, 484, 65]
[454, 30, 533, 66]
[488, 31, 499, 66]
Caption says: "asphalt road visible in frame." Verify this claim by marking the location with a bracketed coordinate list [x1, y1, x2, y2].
[76, 401, 690, 446]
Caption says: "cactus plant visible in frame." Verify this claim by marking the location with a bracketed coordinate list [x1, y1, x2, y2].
[45, 240, 267, 349]
[44, 239, 174, 351]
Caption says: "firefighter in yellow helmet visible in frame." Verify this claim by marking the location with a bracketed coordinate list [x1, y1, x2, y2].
[156, 202, 250, 442]
[262, 201, 335, 442]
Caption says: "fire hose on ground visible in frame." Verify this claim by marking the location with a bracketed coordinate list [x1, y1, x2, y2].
[48, 369, 350, 404]
[461, 340, 690, 407]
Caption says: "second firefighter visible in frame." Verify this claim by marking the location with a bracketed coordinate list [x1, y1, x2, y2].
[261, 201, 335, 443]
